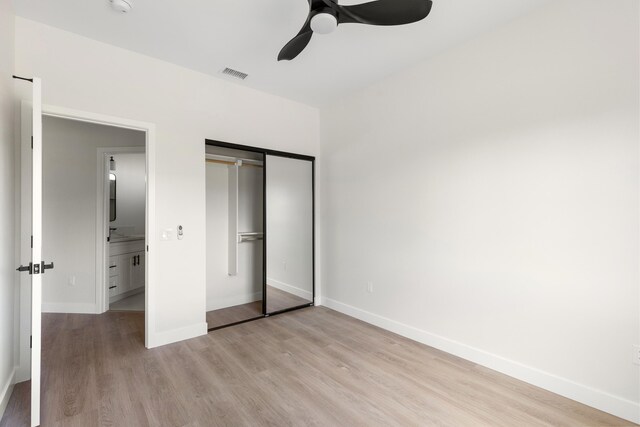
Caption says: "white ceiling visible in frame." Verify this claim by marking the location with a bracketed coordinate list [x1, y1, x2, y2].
[13, 0, 549, 107]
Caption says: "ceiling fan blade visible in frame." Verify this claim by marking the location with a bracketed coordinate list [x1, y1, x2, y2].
[278, 29, 313, 61]
[338, 0, 433, 26]
[278, 4, 315, 62]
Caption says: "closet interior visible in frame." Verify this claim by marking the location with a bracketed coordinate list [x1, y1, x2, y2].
[205, 140, 314, 330]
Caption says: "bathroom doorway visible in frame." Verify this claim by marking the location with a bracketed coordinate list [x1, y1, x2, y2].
[36, 116, 146, 315]
[101, 149, 147, 312]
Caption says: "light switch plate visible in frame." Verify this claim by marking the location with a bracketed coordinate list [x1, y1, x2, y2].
[161, 228, 173, 241]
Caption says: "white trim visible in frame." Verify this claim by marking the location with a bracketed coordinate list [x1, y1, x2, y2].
[206, 292, 262, 312]
[41, 104, 156, 349]
[96, 146, 145, 315]
[147, 322, 208, 349]
[0, 368, 16, 420]
[43, 105, 153, 133]
[267, 278, 313, 301]
[321, 297, 640, 424]
[41, 302, 97, 314]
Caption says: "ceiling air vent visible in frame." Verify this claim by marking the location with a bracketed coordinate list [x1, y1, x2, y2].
[221, 68, 248, 81]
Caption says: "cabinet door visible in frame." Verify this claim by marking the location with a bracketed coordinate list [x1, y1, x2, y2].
[118, 254, 133, 293]
[130, 252, 145, 291]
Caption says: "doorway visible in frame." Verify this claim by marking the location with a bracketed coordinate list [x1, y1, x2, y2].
[100, 149, 147, 313]
[17, 110, 153, 371]
[15, 98, 156, 426]
[35, 116, 146, 318]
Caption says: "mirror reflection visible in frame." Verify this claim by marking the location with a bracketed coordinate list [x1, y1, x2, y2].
[266, 155, 313, 313]
[109, 173, 116, 222]
[205, 145, 265, 330]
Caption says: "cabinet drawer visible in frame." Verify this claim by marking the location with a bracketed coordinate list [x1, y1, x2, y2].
[108, 259, 119, 277]
[108, 276, 119, 296]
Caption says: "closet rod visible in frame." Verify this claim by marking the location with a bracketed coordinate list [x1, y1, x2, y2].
[205, 154, 263, 168]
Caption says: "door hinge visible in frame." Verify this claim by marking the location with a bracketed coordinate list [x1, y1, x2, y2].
[30, 235, 33, 248]
[31, 136, 33, 149]
[30, 335, 32, 349]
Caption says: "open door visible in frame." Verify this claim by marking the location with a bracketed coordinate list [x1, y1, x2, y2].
[15, 76, 52, 427]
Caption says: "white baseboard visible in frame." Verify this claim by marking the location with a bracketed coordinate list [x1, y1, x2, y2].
[42, 302, 97, 314]
[321, 297, 640, 424]
[267, 278, 313, 301]
[0, 367, 16, 420]
[147, 322, 208, 349]
[206, 292, 262, 312]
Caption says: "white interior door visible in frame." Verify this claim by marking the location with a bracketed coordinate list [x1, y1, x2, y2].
[16, 77, 44, 427]
[30, 77, 43, 427]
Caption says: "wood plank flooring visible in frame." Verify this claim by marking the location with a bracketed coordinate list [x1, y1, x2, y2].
[1, 307, 634, 426]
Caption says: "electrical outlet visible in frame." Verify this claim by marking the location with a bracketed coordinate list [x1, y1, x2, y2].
[366, 282, 373, 293]
[633, 345, 640, 366]
[68, 276, 76, 286]
[283, 260, 287, 271]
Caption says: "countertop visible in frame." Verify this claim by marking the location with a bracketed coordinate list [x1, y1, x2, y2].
[110, 235, 145, 243]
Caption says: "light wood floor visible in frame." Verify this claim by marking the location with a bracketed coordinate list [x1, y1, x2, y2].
[1, 308, 633, 427]
[206, 286, 312, 329]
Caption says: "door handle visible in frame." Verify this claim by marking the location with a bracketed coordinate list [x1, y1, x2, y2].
[41, 262, 54, 273]
[17, 263, 32, 274]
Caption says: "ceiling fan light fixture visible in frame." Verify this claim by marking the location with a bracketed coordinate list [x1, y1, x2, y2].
[311, 12, 338, 35]
[109, 0, 133, 13]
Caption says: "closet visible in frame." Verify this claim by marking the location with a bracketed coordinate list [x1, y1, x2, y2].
[205, 140, 314, 330]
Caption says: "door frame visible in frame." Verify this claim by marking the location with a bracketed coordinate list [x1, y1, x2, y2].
[39, 105, 156, 348]
[96, 146, 146, 314]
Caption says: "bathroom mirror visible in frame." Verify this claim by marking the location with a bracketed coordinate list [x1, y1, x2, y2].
[265, 154, 314, 313]
[109, 173, 117, 222]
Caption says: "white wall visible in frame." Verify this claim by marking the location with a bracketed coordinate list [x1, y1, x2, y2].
[266, 155, 313, 300]
[14, 17, 320, 347]
[320, 0, 639, 423]
[41, 116, 144, 313]
[0, 0, 15, 417]
[206, 162, 263, 311]
[110, 153, 145, 236]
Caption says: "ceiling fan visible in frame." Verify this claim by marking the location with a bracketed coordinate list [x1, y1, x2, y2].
[278, 0, 433, 61]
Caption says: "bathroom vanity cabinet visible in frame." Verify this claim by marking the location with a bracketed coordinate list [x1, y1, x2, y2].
[109, 239, 145, 302]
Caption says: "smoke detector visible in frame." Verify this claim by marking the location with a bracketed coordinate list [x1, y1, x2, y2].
[109, 0, 133, 13]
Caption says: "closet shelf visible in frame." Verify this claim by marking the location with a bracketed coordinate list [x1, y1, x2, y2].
[238, 232, 263, 243]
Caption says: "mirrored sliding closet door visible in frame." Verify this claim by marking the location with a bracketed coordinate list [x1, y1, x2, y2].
[205, 145, 265, 330]
[265, 154, 314, 314]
